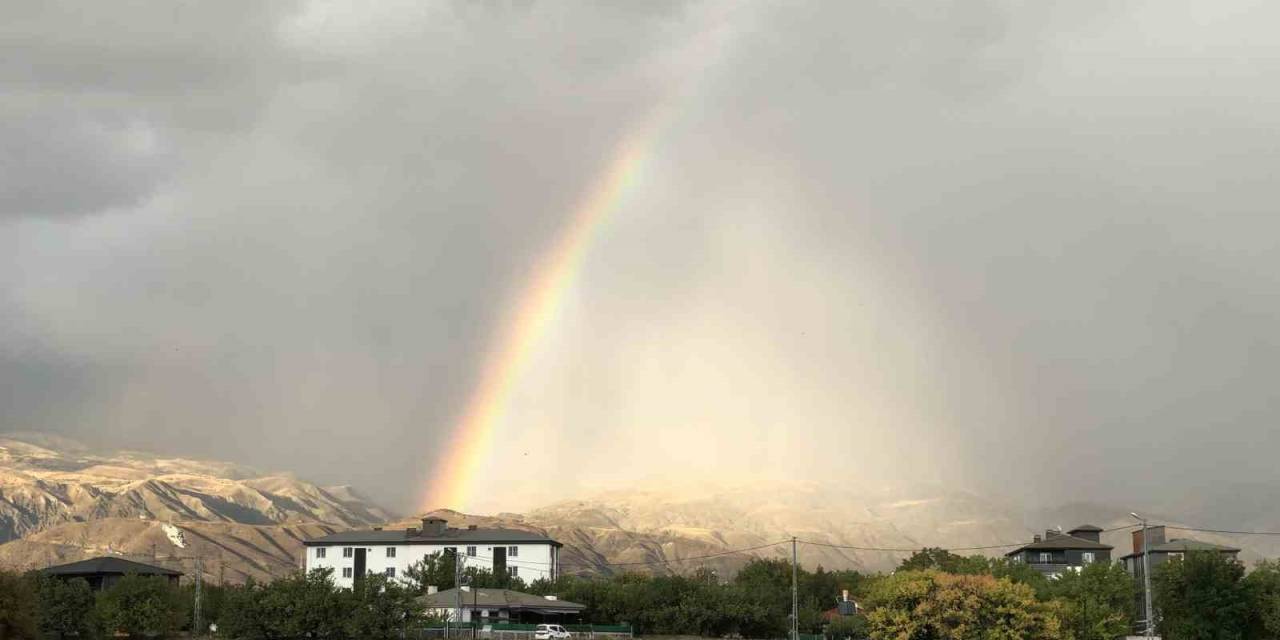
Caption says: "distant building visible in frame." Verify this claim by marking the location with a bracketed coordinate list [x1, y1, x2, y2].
[1005, 525, 1113, 576]
[419, 586, 585, 624]
[1121, 525, 1240, 625]
[305, 517, 562, 588]
[41, 557, 182, 591]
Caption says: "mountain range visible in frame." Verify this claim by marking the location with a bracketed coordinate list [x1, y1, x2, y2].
[2, 433, 1278, 583]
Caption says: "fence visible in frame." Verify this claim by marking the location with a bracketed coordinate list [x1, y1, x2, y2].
[407, 623, 633, 640]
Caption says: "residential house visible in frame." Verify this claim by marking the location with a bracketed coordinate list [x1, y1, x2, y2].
[1005, 525, 1113, 576]
[1121, 525, 1240, 626]
[305, 517, 563, 588]
[419, 586, 586, 624]
[41, 556, 182, 591]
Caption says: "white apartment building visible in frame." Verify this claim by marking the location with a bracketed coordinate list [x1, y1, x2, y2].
[304, 517, 562, 589]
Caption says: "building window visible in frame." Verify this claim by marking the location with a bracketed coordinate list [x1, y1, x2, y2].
[508, 566, 519, 577]
[467, 546, 477, 557]
[342, 567, 353, 578]
[316, 547, 327, 559]
[1038, 552, 1052, 564]
[1082, 552, 1095, 564]
[444, 547, 457, 556]
[386, 567, 396, 578]
[386, 547, 397, 558]
[508, 546, 518, 557]
[343, 547, 353, 558]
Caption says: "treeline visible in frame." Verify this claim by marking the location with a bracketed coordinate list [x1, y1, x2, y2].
[523, 561, 866, 638]
[6, 550, 1280, 639]
[853, 547, 1280, 640]
[0, 569, 427, 640]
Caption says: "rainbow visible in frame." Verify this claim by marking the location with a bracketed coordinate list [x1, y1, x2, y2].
[420, 122, 657, 511]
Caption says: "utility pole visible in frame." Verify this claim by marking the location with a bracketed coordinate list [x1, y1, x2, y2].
[1131, 513, 1153, 638]
[791, 537, 799, 640]
[453, 551, 463, 638]
[194, 556, 204, 636]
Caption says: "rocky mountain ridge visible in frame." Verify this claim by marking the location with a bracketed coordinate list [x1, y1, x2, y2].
[4, 434, 1280, 582]
[0, 433, 390, 542]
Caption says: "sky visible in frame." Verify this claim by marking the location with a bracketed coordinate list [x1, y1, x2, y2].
[3, 0, 1279, 515]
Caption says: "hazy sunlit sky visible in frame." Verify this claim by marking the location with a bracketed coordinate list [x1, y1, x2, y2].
[3, 1, 1279, 513]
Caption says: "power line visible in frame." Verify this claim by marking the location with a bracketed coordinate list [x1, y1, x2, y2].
[1165, 525, 1280, 536]
[796, 524, 1138, 553]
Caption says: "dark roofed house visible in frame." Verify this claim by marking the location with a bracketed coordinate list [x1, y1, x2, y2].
[41, 556, 182, 591]
[1121, 525, 1240, 625]
[419, 586, 586, 624]
[1004, 525, 1113, 577]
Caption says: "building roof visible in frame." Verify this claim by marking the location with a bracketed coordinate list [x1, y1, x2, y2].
[1005, 533, 1112, 556]
[1069, 524, 1104, 533]
[305, 527, 561, 547]
[1121, 538, 1241, 559]
[419, 588, 586, 614]
[41, 556, 182, 577]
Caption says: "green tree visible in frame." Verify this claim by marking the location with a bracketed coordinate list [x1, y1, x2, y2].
[95, 574, 185, 637]
[1245, 559, 1280, 640]
[1153, 551, 1250, 640]
[1046, 562, 1136, 640]
[865, 570, 1064, 640]
[33, 574, 97, 639]
[897, 548, 991, 575]
[825, 614, 870, 640]
[988, 557, 1052, 599]
[220, 569, 349, 640]
[402, 551, 457, 593]
[0, 570, 39, 640]
[346, 574, 424, 639]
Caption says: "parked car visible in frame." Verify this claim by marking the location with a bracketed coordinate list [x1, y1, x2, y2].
[534, 624, 571, 640]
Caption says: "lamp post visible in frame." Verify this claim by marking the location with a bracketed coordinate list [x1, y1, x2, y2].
[1131, 512, 1153, 638]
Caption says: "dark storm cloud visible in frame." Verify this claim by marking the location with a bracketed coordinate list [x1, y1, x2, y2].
[3, 0, 1279, 513]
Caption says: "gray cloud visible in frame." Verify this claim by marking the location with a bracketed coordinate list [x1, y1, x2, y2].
[3, 0, 1279, 514]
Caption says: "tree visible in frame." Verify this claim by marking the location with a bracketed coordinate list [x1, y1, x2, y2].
[33, 574, 97, 639]
[897, 548, 991, 575]
[1245, 559, 1280, 640]
[95, 574, 186, 638]
[0, 570, 39, 640]
[1046, 562, 1135, 640]
[825, 614, 870, 640]
[864, 570, 1064, 640]
[1153, 551, 1250, 640]
[988, 558, 1052, 600]
[402, 551, 457, 593]
[219, 569, 349, 640]
[346, 574, 424, 639]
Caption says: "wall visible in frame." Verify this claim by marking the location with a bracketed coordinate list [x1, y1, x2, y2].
[307, 542, 558, 588]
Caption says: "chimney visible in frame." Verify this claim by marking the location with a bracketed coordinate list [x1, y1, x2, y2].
[406, 527, 419, 536]
[1033, 534, 1042, 543]
[1132, 525, 1167, 554]
[427, 585, 438, 595]
[468, 525, 478, 530]
[373, 527, 383, 531]
[422, 517, 448, 536]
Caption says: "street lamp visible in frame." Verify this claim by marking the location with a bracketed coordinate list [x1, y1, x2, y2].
[1131, 512, 1153, 638]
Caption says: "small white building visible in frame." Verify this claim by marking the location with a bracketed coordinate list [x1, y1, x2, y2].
[305, 517, 562, 589]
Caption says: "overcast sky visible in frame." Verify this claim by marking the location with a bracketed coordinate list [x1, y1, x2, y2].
[3, 0, 1279, 514]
